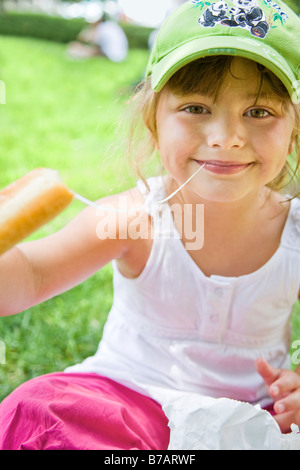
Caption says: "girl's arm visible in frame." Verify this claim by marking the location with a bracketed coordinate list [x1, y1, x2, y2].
[0, 193, 131, 317]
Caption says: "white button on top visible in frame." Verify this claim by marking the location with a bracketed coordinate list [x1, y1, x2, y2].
[214, 287, 223, 298]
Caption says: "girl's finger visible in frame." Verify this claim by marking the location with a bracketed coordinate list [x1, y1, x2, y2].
[274, 388, 300, 415]
[270, 372, 300, 399]
[255, 358, 280, 387]
[273, 410, 297, 434]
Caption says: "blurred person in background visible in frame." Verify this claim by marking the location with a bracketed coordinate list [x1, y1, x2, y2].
[67, 14, 128, 62]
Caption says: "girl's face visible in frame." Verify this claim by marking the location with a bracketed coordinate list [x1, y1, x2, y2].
[155, 57, 295, 203]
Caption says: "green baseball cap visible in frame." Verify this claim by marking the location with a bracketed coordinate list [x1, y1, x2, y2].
[146, 0, 300, 103]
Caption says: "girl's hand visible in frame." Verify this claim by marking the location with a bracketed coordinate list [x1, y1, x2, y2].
[256, 358, 300, 433]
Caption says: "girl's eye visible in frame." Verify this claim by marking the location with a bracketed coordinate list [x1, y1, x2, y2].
[184, 105, 208, 114]
[246, 108, 271, 119]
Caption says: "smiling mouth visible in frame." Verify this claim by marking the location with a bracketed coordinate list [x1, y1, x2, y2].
[195, 160, 253, 175]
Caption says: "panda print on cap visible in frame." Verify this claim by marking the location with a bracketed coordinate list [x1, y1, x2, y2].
[198, 1, 229, 27]
[194, 0, 288, 39]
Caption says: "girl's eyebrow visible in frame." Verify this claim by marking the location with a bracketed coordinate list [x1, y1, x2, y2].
[243, 91, 278, 101]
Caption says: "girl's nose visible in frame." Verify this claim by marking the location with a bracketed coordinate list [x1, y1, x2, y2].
[206, 117, 245, 150]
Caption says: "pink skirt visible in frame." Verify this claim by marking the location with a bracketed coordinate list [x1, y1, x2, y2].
[0, 372, 170, 450]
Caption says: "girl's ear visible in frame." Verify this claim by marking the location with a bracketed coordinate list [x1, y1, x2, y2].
[144, 125, 158, 152]
[288, 138, 296, 156]
[288, 129, 299, 156]
[141, 85, 161, 150]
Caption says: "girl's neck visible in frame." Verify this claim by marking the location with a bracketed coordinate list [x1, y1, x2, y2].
[166, 176, 273, 234]
[165, 177, 290, 278]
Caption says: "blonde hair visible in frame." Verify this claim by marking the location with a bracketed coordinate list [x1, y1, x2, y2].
[125, 56, 300, 195]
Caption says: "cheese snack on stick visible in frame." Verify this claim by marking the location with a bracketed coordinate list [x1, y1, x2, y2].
[0, 168, 74, 256]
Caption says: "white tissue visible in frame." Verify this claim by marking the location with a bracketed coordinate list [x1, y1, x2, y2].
[163, 394, 300, 450]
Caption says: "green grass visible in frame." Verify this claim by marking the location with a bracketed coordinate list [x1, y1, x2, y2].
[0, 36, 148, 230]
[0, 36, 149, 401]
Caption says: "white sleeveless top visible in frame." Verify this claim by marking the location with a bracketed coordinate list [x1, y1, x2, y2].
[66, 177, 300, 407]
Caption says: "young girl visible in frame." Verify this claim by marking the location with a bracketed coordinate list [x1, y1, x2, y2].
[1, 0, 300, 450]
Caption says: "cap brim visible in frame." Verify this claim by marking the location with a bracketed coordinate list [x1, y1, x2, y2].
[151, 35, 297, 100]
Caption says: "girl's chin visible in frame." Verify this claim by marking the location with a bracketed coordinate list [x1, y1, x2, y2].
[187, 180, 258, 204]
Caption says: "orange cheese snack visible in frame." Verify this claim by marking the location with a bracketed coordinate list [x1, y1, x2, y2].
[0, 168, 74, 256]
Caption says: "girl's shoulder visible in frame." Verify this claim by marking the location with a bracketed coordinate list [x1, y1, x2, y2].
[88, 184, 152, 243]
[103, 185, 154, 280]
[273, 193, 300, 252]
[286, 195, 300, 242]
